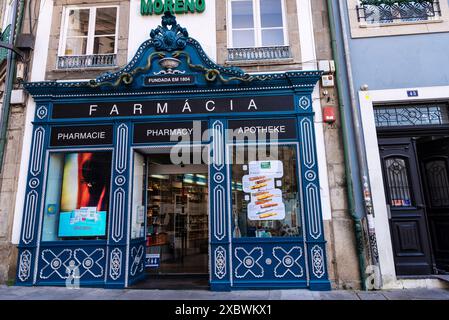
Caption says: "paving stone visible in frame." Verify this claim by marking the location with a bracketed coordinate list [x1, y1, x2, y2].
[233, 290, 271, 300]
[405, 289, 449, 300]
[280, 290, 316, 300]
[356, 292, 387, 300]
[73, 288, 126, 300]
[317, 291, 360, 300]
[268, 290, 282, 300]
[382, 290, 413, 300]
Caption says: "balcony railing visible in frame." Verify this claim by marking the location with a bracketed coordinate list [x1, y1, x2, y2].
[57, 54, 117, 69]
[227, 46, 291, 62]
[357, 0, 441, 24]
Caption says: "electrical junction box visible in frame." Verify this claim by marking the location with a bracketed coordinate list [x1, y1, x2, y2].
[323, 106, 336, 124]
[329, 60, 336, 73]
[11, 89, 25, 104]
[322, 75, 335, 88]
[318, 60, 331, 73]
[318, 60, 336, 73]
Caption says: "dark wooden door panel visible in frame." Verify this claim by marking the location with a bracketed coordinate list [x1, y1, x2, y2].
[394, 221, 424, 253]
[379, 138, 433, 275]
[418, 137, 449, 273]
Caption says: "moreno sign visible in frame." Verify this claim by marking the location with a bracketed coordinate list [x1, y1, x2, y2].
[141, 0, 205, 15]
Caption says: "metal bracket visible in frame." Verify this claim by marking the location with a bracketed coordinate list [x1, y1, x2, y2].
[0, 41, 25, 58]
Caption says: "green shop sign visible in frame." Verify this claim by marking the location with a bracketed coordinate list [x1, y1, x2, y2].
[141, 0, 205, 15]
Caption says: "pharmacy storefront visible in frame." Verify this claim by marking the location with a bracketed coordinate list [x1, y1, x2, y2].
[15, 14, 331, 291]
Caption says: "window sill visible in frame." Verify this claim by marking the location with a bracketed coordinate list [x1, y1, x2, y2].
[359, 18, 444, 28]
[350, 17, 449, 38]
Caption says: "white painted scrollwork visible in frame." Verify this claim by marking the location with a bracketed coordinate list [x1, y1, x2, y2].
[212, 121, 224, 171]
[299, 96, 311, 110]
[214, 246, 226, 279]
[30, 127, 45, 176]
[73, 248, 105, 278]
[18, 250, 32, 282]
[311, 245, 325, 279]
[300, 118, 315, 169]
[213, 185, 225, 241]
[306, 183, 322, 240]
[115, 124, 128, 174]
[272, 247, 303, 278]
[40, 248, 105, 280]
[36, 106, 48, 119]
[110, 248, 122, 280]
[234, 247, 264, 278]
[22, 190, 38, 244]
[130, 245, 145, 276]
[111, 188, 125, 243]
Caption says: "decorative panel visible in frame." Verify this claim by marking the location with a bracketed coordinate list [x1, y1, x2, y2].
[232, 241, 307, 287]
[36, 246, 106, 284]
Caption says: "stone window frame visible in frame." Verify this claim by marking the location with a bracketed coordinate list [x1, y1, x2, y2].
[58, 5, 120, 58]
[227, 0, 289, 48]
[347, 0, 449, 38]
[46, 0, 130, 81]
[218, 0, 301, 68]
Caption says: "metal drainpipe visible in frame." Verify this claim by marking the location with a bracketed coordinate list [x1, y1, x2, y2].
[0, 0, 23, 171]
[335, 0, 382, 288]
[325, 0, 367, 290]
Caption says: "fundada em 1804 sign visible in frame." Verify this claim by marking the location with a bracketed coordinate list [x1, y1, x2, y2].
[52, 96, 295, 119]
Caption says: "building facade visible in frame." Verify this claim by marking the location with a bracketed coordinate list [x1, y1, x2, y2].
[0, 0, 38, 284]
[1, 0, 366, 290]
[330, 0, 449, 289]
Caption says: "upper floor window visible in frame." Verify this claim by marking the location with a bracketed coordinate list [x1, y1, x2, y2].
[58, 6, 118, 69]
[357, 0, 442, 25]
[227, 0, 290, 62]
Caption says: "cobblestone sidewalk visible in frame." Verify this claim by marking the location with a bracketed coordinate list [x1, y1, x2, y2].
[0, 285, 449, 300]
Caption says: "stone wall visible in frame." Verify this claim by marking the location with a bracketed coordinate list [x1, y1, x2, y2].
[0, 0, 40, 284]
[311, 0, 361, 289]
[0, 104, 26, 283]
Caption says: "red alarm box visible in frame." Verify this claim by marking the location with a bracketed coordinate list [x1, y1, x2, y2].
[323, 106, 336, 124]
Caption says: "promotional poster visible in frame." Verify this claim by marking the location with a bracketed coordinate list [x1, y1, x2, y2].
[58, 152, 111, 238]
[242, 160, 286, 221]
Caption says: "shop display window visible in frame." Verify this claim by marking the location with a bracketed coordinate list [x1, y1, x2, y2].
[42, 152, 112, 241]
[230, 144, 302, 238]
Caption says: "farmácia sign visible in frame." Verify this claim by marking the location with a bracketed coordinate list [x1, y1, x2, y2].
[141, 0, 205, 15]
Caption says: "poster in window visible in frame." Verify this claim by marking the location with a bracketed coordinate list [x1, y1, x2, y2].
[242, 160, 286, 221]
[58, 152, 111, 238]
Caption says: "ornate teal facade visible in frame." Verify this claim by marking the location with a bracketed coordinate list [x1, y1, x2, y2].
[16, 13, 331, 291]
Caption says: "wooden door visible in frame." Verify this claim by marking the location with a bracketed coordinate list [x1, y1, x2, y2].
[418, 137, 449, 274]
[379, 138, 433, 275]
